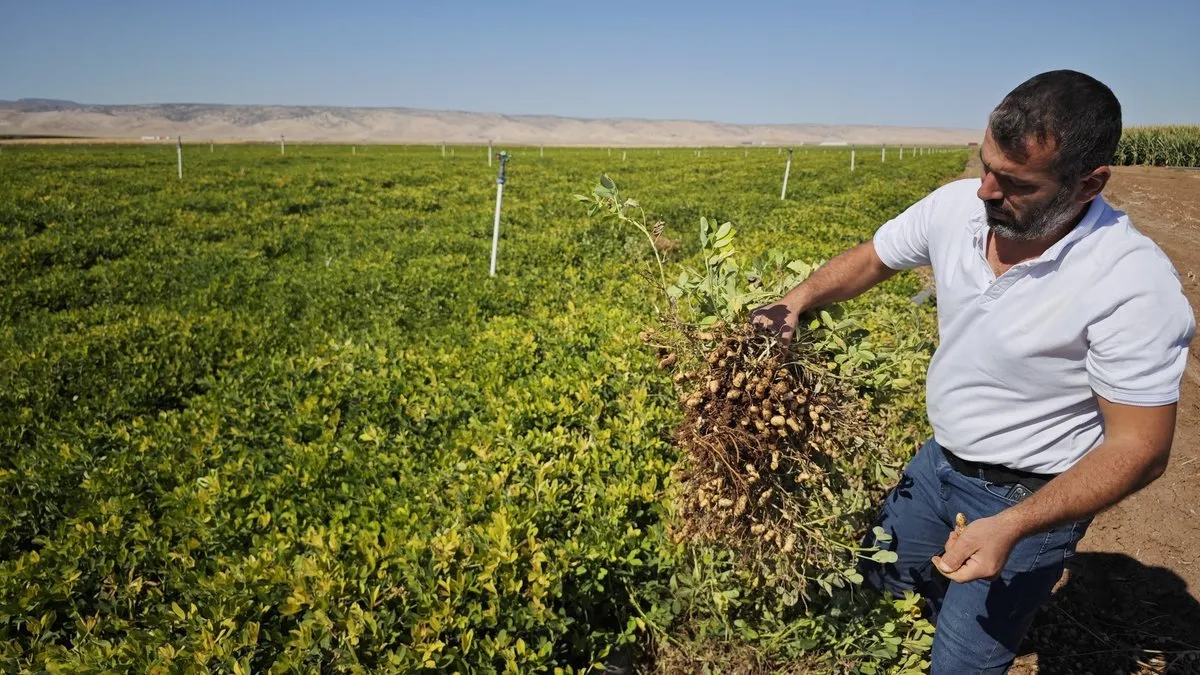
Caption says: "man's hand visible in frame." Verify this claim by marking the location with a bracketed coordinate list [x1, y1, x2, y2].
[749, 300, 802, 347]
[747, 242, 899, 347]
[931, 514, 1023, 583]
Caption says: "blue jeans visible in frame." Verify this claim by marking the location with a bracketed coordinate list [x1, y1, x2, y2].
[859, 439, 1091, 674]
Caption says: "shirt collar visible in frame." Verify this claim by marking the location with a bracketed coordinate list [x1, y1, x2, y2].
[969, 196, 1108, 263]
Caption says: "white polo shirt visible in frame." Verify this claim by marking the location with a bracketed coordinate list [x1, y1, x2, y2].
[874, 179, 1195, 474]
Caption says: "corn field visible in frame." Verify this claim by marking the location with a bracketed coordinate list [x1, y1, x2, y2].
[1114, 125, 1200, 167]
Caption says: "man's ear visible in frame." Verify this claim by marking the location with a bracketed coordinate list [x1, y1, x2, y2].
[1078, 166, 1111, 203]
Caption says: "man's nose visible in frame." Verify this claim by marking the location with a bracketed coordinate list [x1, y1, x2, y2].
[977, 172, 1004, 202]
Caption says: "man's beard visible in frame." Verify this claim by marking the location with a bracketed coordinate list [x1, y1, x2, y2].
[984, 186, 1079, 242]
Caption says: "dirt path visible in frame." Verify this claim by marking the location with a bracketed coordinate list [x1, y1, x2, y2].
[1077, 166, 1200, 583]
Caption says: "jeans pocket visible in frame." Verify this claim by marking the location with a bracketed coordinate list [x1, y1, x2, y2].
[980, 480, 1021, 506]
[1061, 517, 1094, 559]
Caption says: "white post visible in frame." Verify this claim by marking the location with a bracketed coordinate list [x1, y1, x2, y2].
[353, 146, 356, 155]
[900, 146, 904, 159]
[622, 150, 627, 161]
[210, 140, 214, 153]
[540, 144, 544, 158]
[489, 152, 509, 277]
[177, 136, 183, 179]
[280, 135, 285, 155]
[881, 145, 886, 162]
[488, 140, 492, 167]
[442, 144, 446, 158]
[851, 149, 856, 171]
[780, 148, 793, 200]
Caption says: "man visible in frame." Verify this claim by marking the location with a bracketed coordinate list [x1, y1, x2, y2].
[750, 70, 1195, 673]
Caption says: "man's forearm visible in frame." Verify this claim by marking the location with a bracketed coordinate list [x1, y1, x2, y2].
[780, 241, 899, 313]
[997, 436, 1169, 538]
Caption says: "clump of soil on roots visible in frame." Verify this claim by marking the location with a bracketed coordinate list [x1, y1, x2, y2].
[649, 323, 874, 559]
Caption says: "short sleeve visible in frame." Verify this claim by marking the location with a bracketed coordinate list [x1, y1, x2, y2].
[873, 191, 936, 270]
[1086, 287, 1195, 406]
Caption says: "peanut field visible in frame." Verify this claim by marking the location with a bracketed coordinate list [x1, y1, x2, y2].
[0, 144, 967, 673]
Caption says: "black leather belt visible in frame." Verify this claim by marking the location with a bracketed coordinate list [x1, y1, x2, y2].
[941, 446, 1057, 492]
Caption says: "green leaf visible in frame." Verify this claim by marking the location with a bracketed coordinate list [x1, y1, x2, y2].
[600, 175, 616, 190]
[786, 260, 811, 275]
[872, 525, 893, 543]
[666, 285, 683, 300]
[714, 222, 733, 241]
[699, 217, 709, 246]
[870, 549, 899, 564]
[708, 249, 736, 266]
[820, 310, 837, 330]
[892, 378, 912, 390]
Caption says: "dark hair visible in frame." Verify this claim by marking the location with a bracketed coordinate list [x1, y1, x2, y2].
[989, 70, 1122, 182]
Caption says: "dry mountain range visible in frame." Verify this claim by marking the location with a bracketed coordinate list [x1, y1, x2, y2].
[0, 99, 982, 146]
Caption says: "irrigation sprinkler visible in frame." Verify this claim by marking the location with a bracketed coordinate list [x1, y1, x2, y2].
[900, 146, 904, 160]
[780, 148, 793, 200]
[881, 144, 886, 163]
[488, 140, 493, 167]
[177, 136, 183, 179]
[850, 150, 856, 172]
[489, 151, 510, 277]
[280, 135, 285, 156]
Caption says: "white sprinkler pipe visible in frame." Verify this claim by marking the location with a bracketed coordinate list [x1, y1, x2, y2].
[489, 151, 510, 277]
[781, 148, 793, 200]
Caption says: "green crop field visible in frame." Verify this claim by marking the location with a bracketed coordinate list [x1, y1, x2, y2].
[1115, 126, 1200, 168]
[0, 144, 966, 673]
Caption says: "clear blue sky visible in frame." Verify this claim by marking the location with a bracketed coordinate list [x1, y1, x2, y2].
[3, 0, 1197, 128]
